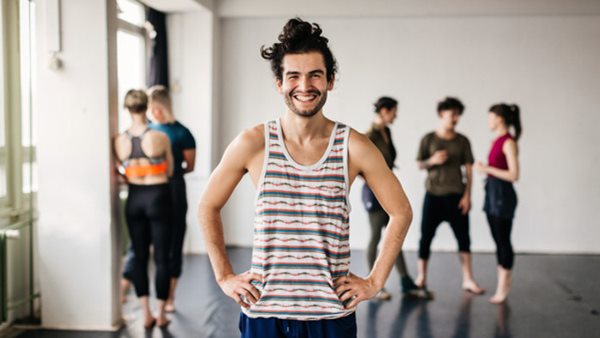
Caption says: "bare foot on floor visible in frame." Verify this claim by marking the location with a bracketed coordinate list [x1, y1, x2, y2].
[462, 280, 485, 295]
[143, 316, 156, 329]
[489, 292, 508, 304]
[157, 317, 171, 328]
[414, 276, 426, 289]
[120, 279, 130, 304]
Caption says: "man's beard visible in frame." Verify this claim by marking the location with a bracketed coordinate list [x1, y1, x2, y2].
[284, 90, 328, 118]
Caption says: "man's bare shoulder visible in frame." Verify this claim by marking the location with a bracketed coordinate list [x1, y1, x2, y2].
[227, 123, 265, 156]
[147, 129, 169, 142]
[348, 128, 376, 156]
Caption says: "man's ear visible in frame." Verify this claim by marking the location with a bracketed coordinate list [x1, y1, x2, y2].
[327, 75, 335, 91]
[275, 78, 283, 94]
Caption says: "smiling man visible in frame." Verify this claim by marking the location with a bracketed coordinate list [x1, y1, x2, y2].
[199, 18, 413, 338]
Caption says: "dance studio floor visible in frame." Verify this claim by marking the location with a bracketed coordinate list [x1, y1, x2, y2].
[12, 247, 600, 338]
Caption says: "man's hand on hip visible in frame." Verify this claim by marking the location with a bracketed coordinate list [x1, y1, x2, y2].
[218, 270, 262, 308]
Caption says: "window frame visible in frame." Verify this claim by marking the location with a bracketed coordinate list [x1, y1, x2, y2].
[0, 0, 37, 221]
[116, 0, 150, 134]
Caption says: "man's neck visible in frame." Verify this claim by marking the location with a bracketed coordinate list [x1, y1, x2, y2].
[435, 126, 456, 139]
[157, 115, 175, 124]
[281, 111, 332, 144]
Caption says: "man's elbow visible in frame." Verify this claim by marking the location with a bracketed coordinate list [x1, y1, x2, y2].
[184, 161, 195, 173]
[391, 204, 413, 226]
[198, 201, 216, 224]
[404, 205, 414, 225]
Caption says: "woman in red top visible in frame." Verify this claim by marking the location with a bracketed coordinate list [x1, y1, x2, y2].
[475, 103, 522, 304]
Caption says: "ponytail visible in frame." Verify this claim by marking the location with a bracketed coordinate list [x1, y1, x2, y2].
[509, 104, 522, 141]
[489, 103, 523, 141]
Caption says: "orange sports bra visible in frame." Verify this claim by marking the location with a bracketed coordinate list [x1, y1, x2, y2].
[121, 129, 168, 179]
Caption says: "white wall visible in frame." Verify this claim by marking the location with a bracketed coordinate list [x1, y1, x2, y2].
[35, 0, 119, 330]
[218, 16, 600, 254]
[167, 9, 216, 254]
[217, 0, 600, 17]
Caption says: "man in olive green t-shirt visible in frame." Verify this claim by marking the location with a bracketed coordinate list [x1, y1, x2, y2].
[414, 97, 485, 295]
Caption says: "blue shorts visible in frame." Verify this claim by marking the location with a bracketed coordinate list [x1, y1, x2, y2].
[239, 312, 357, 338]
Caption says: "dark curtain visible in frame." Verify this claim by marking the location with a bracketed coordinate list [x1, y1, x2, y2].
[147, 8, 169, 88]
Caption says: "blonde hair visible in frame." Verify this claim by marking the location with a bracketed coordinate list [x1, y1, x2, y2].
[147, 85, 172, 114]
[124, 89, 148, 113]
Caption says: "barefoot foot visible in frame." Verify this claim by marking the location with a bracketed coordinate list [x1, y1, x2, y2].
[462, 280, 485, 295]
[165, 302, 176, 313]
[490, 293, 507, 304]
[143, 316, 156, 329]
[157, 317, 171, 328]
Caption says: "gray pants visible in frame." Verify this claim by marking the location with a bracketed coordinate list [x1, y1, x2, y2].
[367, 210, 408, 276]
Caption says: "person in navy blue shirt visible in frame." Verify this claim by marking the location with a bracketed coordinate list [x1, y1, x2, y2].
[121, 85, 196, 313]
[148, 85, 196, 312]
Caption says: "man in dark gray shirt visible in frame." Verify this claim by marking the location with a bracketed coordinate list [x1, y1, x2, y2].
[414, 97, 484, 295]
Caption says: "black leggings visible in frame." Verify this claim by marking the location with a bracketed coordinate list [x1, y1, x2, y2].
[486, 214, 514, 269]
[367, 210, 409, 276]
[419, 193, 471, 260]
[168, 177, 188, 278]
[123, 178, 188, 280]
[125, 183, 172, 300]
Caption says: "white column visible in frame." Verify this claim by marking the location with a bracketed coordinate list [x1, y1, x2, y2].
[35, 0, 120, 330]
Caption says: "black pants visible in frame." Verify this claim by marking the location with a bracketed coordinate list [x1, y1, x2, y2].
[419, 193, 470, 260]
[123, 178, 188, 280]
[486, 214, 514, 269]
[168, 177, 188, 278]
[367, 210, 408, 276]
[125, 183, 172, 300]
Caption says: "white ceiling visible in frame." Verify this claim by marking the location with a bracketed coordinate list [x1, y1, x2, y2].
[139, 0, 600, 17]
[138, 0, 211, 12]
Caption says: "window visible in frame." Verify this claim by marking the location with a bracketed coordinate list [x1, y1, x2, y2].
[0, 0, 38, 325]
[0, 0, 37, 217]
[0, 1, 7, 207]
[19, 0, 36, 196]
[116, 0, 148, 132]
[117, 0, 145, 27]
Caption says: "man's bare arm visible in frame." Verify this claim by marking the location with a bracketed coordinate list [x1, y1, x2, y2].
[163, 135, 174, 177]
[198, 128, 263, 308]
[183, 149, 196, 174]
[335, 130, 413, 308]
[458, 164, 472, 214]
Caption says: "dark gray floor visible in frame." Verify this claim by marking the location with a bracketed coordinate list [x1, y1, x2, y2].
[13, 248, 600, 338]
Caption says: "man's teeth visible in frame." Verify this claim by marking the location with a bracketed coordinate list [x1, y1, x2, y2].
[294, 95, 317, 102]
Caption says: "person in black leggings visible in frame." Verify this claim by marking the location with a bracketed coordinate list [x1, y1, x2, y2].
[121, 86, 197, 313]
[475, 103, 522, 304]
[114, 89, 174, 328]
[126, 184, 172, 302]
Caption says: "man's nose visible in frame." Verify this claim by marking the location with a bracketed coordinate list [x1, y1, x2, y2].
[298, 75, 311, 91]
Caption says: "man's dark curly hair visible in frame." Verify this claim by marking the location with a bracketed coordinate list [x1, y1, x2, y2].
[437, 97, 465, 115]
[260, 18, 338, 82]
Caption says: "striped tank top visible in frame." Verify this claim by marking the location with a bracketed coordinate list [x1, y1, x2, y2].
[242, 119, 353, 321]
